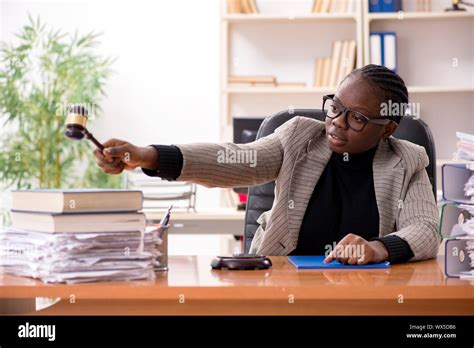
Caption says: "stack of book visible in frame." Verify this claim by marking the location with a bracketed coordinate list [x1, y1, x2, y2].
[314, 40, 356, 87]
[0, 189, 162, 283]
[312, 0, 358, 13]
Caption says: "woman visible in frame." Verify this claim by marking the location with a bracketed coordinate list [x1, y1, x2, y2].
[94, 64, 439, 264]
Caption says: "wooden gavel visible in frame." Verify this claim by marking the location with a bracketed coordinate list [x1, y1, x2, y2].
[64, 105, 104, 150]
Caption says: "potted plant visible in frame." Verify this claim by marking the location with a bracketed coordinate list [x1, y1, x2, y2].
[0, 15, 119, 190]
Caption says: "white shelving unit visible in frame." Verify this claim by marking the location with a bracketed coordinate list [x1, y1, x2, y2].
[220, 0, 364, 141]
[361, 0, 474, 189]
[220, 0, 473, 190]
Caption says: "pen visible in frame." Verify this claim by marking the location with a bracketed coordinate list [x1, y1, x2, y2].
[159, 205, 173, 227]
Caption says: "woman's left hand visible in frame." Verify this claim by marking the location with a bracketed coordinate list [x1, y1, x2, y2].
[323, 233, 389, 265]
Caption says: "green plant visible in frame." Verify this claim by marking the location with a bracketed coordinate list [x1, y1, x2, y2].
[0, 15, 119, 189]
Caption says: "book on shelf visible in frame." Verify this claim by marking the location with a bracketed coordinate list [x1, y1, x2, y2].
[416, 0, 432, 12]
[336, 40, 350, 84]
[312, 0, 357, 13]
[228, 75, 277, 87]
[343, 40, 357, 77]
[369, 0, 402, 13]
[229, 82, 277, 87]
[226, 0, 241, 13]
[314, 58, 323, 86]
[11, 189, 143, 214]
[321, 57, 331, 87]
[336, 40, 356, 83]
[227, 0, 258, 14]
[276, 82, 307, 88]
[248, 0, 258, 13]
[328, 40, 342, 87]
[314, 40, 355, 87]
[370, 32, 397, 72]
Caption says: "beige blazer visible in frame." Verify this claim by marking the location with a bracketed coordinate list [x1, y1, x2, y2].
[176, 116, 440, 261]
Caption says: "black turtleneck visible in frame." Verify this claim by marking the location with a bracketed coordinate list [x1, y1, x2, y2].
[290, 145, 414, 263]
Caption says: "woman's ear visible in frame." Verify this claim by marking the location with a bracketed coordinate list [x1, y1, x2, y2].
[381, 122, 398, 140]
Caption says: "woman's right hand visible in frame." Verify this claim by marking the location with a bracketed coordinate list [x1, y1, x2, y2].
[93, 138, 159, 175]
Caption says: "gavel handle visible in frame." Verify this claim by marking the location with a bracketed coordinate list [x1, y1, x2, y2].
[84, 129, 104, 150]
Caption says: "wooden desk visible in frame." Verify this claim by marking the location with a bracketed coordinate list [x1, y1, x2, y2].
[0, 256, 472, 315]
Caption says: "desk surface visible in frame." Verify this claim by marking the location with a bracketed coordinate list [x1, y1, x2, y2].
[1, 256, 472, 315]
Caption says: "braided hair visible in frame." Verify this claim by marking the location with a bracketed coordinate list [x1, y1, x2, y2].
[344, 64, 409, 123]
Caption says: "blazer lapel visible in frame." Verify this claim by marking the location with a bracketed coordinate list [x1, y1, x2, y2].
[373, 138, 405, 235]
[287, 131, 332, 248]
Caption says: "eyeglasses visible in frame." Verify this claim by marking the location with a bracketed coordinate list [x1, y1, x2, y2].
[322, 94, 392, 132]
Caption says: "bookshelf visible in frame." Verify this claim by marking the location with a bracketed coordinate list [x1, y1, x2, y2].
[220, 0, 474, 192]
[361, 0, 474, 190]
[220, 0, 363, 139]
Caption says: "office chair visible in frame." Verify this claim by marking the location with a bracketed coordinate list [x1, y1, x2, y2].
[243, 109, 437, 253]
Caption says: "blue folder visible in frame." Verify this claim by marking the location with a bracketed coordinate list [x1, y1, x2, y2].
[288, 256, 390, 269]
[381, 0, 402, 12]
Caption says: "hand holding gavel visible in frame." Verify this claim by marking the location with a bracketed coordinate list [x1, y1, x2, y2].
[64, 105, 159, 174]
[93, 139, 159, 175]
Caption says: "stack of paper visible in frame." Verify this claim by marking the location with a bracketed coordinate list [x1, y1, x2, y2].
[0, 228, 161, 283]
[456, 131, 474, 161]
[0, 190, 162, 283]
[464, 174, 474, 203]
[460, 240, 474, 279]
[451, 205, 474, 237]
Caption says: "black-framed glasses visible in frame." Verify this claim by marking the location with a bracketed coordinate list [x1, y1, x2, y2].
[322, 94, 392, 132]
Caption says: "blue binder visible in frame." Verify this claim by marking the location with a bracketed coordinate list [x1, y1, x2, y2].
[288, 256, 390, 269]
[370, 32, 397, 72]
[381, 0, 402, 12]
[369, 0, 382, 13]
[369, 0, 402, 13]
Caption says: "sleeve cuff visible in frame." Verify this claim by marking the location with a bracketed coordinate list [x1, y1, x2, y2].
[371, 235, 414, 264]
[141, 145, 183, 180]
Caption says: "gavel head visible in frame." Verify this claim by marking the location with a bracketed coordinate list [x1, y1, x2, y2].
[65, 105, 89, 141]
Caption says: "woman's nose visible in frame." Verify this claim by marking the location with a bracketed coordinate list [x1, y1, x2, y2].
[332, 112, 348, 129]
